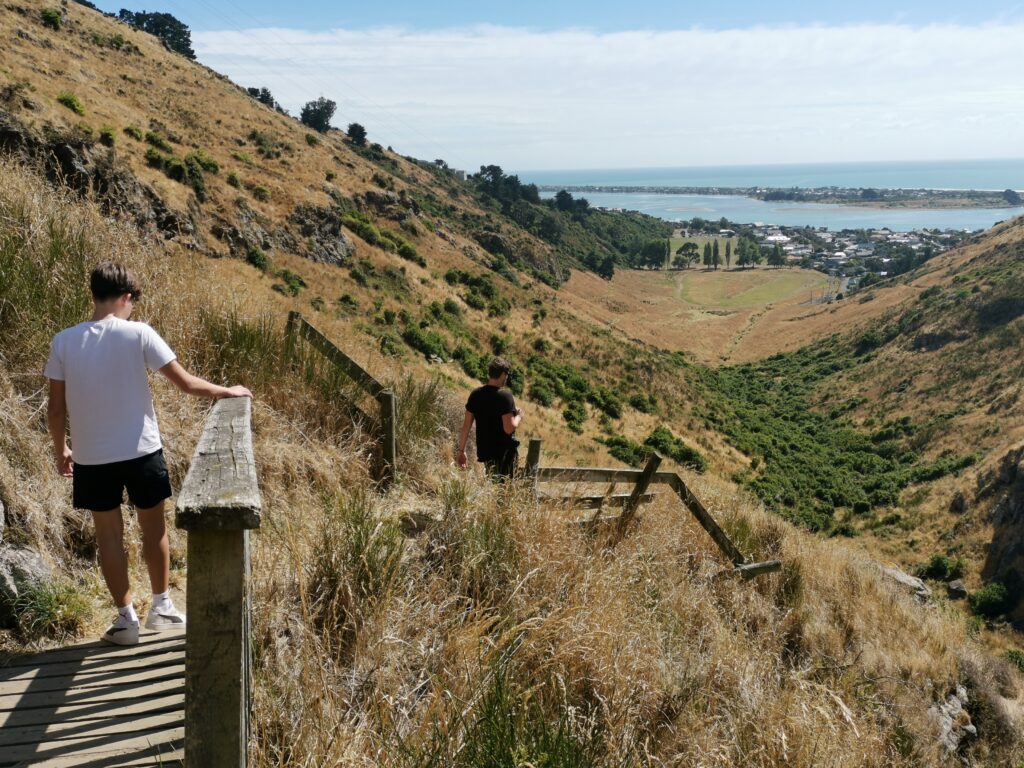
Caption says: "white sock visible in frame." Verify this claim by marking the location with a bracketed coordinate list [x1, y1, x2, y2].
[152, 591, 171, 611]
[117, 603, 138, 624]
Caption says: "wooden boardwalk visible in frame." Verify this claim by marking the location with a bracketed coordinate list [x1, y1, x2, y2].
[0, 630, 184, 767]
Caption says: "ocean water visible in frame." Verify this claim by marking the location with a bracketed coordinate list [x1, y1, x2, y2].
[521, 159, 1024, 231]
[519, 159, 1024, 191]
[546, 191, 1023, 232]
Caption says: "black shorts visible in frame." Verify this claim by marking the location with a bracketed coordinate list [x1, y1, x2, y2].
[483, 447, 519, 480]
[73, 449, 172, 512]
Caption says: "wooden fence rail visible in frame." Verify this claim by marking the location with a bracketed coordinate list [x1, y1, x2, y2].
[286, 311, 397, 486]
[533, 441, 780, 578]
[175, 396, 261, 768]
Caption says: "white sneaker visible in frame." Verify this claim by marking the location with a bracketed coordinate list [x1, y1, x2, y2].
[144, 603, 186, 631]
[102, 618, 140, 646]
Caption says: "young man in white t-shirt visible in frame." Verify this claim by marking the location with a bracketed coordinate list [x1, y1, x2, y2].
[45, 262, 252, 645]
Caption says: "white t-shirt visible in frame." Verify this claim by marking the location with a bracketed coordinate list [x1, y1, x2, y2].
[44, 318, 176, 465]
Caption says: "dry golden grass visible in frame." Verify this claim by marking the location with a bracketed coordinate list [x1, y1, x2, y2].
[3, 8, 1024, 761]
[2, 137, 1022, 767]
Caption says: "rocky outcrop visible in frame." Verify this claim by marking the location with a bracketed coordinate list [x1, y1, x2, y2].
[288, 204, 356, 266]
[929, 685, 977, 759]
[0, 109, 187, 239]
[474, 230, 515, 259]
[211, 200, 275, 257]
[0, 546, 52, 628]
[977, 442, 1024, 622]
[878, 564, 932, 601]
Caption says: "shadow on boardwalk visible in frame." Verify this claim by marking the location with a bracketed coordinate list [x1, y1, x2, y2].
[0, 630, 184, 767]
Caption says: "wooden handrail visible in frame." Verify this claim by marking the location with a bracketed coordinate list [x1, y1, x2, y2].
[286, 311, 397, 487]
[175, 397, 261, 768]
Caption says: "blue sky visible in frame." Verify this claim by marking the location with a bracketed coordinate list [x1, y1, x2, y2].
[99, 1, 1024, 32]
[92, 2, 1024, 171]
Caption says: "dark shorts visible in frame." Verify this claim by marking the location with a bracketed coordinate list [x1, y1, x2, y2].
[73, 449, 172, 512]
[483, 447, 519, 480]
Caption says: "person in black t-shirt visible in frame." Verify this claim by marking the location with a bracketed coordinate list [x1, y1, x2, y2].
[457, 357, 523, 478]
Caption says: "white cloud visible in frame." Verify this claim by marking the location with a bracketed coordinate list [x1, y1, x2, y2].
[193, 23, 1024, 171]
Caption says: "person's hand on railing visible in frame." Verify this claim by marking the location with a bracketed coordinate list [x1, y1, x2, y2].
[220, 385, 253, 399]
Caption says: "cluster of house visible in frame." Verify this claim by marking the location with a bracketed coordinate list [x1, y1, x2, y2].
[744, 225, 961, 285]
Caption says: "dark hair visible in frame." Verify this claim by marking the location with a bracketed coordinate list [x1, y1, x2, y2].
[90, 262, 142, 301]
[488, 357, 511, 380]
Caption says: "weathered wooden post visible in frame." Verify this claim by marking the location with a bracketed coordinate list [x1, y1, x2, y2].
[524, 438, 542, 499]
[617, 451, 662, 536]
[378, 389, 397, 488]
[284, 310, 298, 361]
[175, 397, 261, 768]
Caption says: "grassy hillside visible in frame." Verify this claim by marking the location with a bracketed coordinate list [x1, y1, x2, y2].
[1, 2, 1023, 763]
[2, 160, 1021, 765]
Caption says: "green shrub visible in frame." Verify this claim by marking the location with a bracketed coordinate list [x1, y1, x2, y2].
[227, 171, 241, 188]
[304, 132, 320, 146]
[273, 268, 306, 296]
[325, 170, 336, 182]
[603, 433, 646, 467]
[968, 582, 1009, 618]
[562, 399, 587, 433]
[1006, 649, 1024, 673]
[185, 149, 219, 173]
[402, 325, 449, 360]
[56, 92, 84, 115]
[252, 186, 271, 202]
[338, 293, 359, 311]
[40, 8, 62, 30]
[123, 125, 144, 141]
[629, 393, 656, 413]
[644, 425, 707, 472]
[246, 248, 270, 271]
[98, 126, 116, 147]
[231, 150, 254, 166]
[916, 553, 966, 581]
[144, 131, 173, 152]
[144, 146, 169, 168]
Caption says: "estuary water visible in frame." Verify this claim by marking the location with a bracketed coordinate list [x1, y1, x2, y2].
[522, 159, 1024, 230]
[545, 191, 1023, 232]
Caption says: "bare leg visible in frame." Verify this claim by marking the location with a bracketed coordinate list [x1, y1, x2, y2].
[92, 508, 131, 608]
[136, 500, 169, 595]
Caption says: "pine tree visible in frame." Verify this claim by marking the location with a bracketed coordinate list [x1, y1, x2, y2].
[712, 240, 720, 270]
[725, 241, 732, 269]
[703, 242, 712, 268]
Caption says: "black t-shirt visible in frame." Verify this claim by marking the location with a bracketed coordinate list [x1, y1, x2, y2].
[466, 385, 519, 461]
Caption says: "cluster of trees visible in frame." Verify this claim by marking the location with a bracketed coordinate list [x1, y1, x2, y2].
[117, 9, 194, 59]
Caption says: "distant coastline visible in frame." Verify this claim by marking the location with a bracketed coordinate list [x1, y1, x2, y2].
[536, 185, 1021, 210]
[519, 158, 1024, 194]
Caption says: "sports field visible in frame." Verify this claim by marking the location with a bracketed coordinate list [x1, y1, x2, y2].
[560, 265, 860, 363]
[674, 268, 826, 308]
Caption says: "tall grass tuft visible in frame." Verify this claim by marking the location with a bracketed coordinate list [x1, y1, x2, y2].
[13, 579, 91, 642]
[305, 491, 405, 657]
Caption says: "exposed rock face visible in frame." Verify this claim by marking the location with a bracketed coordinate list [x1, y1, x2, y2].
[929, 685, 977, 757]
[211, 201, 275, 257]
[288, 204, 356, 266]
[0, 110, 186, 238]
[474, 230, 514, 259]
[0, 546, 52, 628]
[947, 579, 968, 599]
[977, 442, 1024, 622]
[879, 564, 932, 601]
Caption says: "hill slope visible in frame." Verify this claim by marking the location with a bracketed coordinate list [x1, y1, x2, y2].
[1, 3, 1023, 763]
